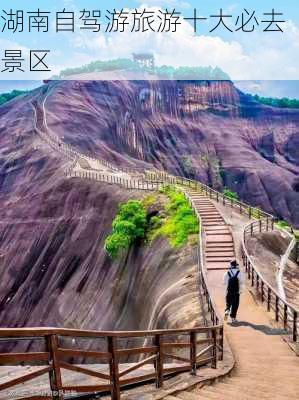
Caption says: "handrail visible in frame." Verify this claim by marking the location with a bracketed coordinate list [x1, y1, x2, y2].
[0, 325, 221, 338]
[145, 171, 274, 220]
[65, 169, 162, 191]
[0, 325, 222, 400]
[242, 219, 298, 343]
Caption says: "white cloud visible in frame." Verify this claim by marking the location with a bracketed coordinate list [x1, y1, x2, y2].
[135, 0, 191, 10]
[1, 7, 299, 80]
[65, 7, 299, 80]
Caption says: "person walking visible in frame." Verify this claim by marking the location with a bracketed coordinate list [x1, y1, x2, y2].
[224, 260, 243, 323]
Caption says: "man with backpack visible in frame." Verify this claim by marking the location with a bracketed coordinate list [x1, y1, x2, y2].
[224, 260, 244, 323]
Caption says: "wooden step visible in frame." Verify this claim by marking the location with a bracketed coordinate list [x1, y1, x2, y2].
[206, 257, 234, 263]
[202, 209, 221, 215]
[206, 261, 231, 269]
[206, 252, 235, 258]
[204, 223, 226, 227]
[206, 236, 233, 243]
[206, 243, 234, 248]
[201, 218, 223, 222]
[206, 228, 229, 231]
[205, 226, 229, 230]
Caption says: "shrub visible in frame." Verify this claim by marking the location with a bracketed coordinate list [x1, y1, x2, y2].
[223, 187, 238, 200]
[105, 200, 147, 258]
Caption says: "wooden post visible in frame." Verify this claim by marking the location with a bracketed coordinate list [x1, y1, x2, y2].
[259, 219, 262, 233]
[211, 330, 217, 369]
[267, 288, 271, 311]
[251, 270, 254, 287]
[154, 335, 163, 388]
[108, 336, 120, 400]
[190, 332, 197, 375]
[46, 335, 64, 400]
[251, 223, 253, 236]
[275, 297, 279, 322]
[219, 327, 224, 361]
[261, 281, 264, 303]
[293, 311, 297, 342]
[283, 304, 288, 330]
[249, 207, 252, 219]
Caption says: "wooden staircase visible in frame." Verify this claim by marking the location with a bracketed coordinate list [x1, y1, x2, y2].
[179, 189, 299, 400]
[187, 191, 235, 271]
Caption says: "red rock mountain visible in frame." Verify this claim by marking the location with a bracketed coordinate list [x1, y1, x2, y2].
[46, 79, 299, 226]
[0, 79, 298, 334]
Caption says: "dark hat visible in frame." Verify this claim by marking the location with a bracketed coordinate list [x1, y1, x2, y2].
[230, 260, 239, 268]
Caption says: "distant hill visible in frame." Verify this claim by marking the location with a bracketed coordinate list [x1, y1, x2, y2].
[0, 89, 27, 106]
[56, 58, 230, 80]
[252, 94, 299, 109]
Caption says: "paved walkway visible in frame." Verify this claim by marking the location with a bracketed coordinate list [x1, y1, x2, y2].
[176, 192, 299, 400]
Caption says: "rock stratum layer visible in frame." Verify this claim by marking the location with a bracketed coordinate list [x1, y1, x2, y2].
[45, 79, 298, 226]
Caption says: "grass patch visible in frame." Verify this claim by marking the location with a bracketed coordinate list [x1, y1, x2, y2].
[223, 187, 238, 200]
[150, 185, 199, 247]
[105, 188, 199, 259]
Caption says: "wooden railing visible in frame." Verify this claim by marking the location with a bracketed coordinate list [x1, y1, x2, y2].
[65, 169, 162, 191]
[145, 171, 273, 221]
[242, 220, 298, 343]
[0, 326, 223, 400]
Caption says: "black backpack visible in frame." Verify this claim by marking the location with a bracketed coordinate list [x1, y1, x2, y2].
[227, 270, 240, 293]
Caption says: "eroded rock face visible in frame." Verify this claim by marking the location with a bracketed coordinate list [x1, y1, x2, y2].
[42, 80, 299, 227]
[0, 88, 201, 344]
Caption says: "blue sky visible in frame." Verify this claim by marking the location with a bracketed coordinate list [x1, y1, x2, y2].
[0, 1, 299, 80]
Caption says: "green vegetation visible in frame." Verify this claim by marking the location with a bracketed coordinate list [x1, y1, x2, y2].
[250, 207, 262, 219]
[105, 188, 199, 259]
[58, 58, 230, 80]
[252, 94, 299, 109]
[0, 89, 27, 106]
[275, 219, 294, 235]
[104, 200, 147, 259]
[223, 187, 238, 200]
[150, 186, 199, 247]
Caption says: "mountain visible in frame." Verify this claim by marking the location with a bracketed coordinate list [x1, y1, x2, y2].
[38, 79, 299, 226]
[0, 77, 298, 334]
[0, 85, 201, 336]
